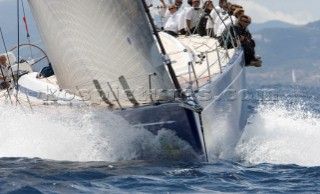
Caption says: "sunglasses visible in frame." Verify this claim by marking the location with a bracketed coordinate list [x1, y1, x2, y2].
[169, 7, 176, 10]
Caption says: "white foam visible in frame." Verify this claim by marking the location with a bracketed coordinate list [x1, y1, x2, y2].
[0, 103, 197, 162]
[235, 101, 320, 166]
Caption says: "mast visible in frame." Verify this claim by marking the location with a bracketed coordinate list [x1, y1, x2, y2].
[141, 0, 181, 91]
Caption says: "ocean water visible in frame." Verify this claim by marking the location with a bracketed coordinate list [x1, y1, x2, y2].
[1, 84, 320, 193]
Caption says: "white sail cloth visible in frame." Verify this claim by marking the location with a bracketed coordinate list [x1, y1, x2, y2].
[28, 0, 174, 104]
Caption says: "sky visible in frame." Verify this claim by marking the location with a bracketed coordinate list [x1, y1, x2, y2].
[215, 0, 320, 25]
[159, 0, 320, 25]
[0, 0, 319, 25]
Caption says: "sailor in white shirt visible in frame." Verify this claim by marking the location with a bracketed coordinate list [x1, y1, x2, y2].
[206, 0, 227, 37]
[0, 55, 9, 90]
[159, 0, 183, 27]
[177, 0, 192, 35]
[198, 0, 214, 36]
[185, 0, 201, 34]
[163, 5, 180, 37]
[216, 12, 236, 37]
[216, 5, 244, 37]
[213, 1, 229, 37]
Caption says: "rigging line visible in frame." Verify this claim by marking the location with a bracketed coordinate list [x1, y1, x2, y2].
[21, 0, 33, 59]
[211, 5, 233, 37]
[191, 2, 211, 35]
[0, 27, 13, 104]
[211, 5, 239, 49]
[229, 16, 239, 48]
[0, 28, 15, 80]
[15, 0, 21, 104]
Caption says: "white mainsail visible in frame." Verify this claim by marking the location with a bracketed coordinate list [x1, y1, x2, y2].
[28, 0, 174, 105]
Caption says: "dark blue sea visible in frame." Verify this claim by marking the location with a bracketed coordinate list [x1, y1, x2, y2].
[1, 84, 320, 193]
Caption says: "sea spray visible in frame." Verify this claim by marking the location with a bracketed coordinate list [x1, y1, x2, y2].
[0, 104, 198, 162]
[235, 100, 320, 166]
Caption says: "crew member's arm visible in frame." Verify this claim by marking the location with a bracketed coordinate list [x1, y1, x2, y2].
[186, 19, 191, 32]
[160, 0, 167, 8]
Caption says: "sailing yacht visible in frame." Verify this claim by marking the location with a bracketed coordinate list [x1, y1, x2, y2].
[292, 69, 296, 83]
[0, 0, 248, 161]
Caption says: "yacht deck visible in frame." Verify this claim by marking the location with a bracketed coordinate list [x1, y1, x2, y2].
[160, 32, 235, 89]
